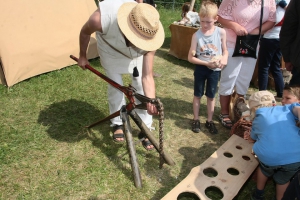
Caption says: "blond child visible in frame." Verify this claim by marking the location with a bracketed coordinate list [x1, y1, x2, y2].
[282, 84, 300, 105]
[188, 1, 228, 134]
[248, 91, 300, 200]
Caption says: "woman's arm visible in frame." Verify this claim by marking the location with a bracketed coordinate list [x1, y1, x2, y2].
[249, 21, 276, 35]
[217, 16, 248, 36]
[219, 28, 228, 68]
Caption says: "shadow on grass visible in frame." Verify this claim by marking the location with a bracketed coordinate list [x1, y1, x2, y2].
[157, 96, 222, 133]
[38, 99, 105, 142]
[155, 48, 195, 70]
[173, 77, 194, 90]
[37, 99, 161, 186]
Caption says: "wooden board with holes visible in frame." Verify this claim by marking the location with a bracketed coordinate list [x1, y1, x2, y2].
[162, 135, 258, 200]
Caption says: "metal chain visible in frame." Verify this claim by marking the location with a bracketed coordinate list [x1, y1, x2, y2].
[153, 98, 164, 168]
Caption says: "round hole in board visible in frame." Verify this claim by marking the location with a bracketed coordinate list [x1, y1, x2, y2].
[223, 152, 233, 158]
[205, 186, 224, 200]
[203, 167, 218, 178]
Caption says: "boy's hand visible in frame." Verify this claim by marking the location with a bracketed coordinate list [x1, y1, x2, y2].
[207, 61, 220, 69]
[208, 55, 223, 69]
[219, 56, 228, 69]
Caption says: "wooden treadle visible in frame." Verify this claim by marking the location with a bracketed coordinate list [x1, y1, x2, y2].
[162, 135, 258, 200]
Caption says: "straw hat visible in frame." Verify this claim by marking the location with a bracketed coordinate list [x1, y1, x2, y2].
[248, 91, 276, 109]
[117, 2, 165, 52]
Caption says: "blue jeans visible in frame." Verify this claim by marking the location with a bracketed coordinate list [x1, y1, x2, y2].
[194, 65, 220, 98]
[258, 38, 284, 97]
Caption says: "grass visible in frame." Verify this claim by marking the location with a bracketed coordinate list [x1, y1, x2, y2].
[0, 8, 278, 200]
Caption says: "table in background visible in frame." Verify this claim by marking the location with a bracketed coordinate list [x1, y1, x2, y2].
[168, 24, 199, 61]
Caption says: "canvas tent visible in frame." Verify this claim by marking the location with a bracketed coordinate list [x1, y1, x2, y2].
[0, 0, 99, 87]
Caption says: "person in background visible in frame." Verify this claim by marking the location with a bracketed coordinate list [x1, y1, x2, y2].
[257, 0, 289, 98]
[78, 0, 164, 150]
[188, 1, 228, 134]
[179, 2, 196, 25]
[281, 84, 300, 105]
[135, 0, 155, 7]
[217, 0, 276, 129]
[280, 0, 300, 86]
[248, 91, 300, 200]
[282, 170, 300, 199]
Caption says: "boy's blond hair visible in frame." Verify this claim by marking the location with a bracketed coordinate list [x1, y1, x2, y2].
[284, 84, 300, 100]
[199, 1, 218, 18]
[248, 91, 276, 121]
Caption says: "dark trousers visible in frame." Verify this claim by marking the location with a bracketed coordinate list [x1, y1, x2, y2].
[290, 67, 300, 86]
[258, 38, 284, 97]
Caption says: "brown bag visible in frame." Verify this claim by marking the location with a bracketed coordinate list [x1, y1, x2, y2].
[229, 92, 250, 123]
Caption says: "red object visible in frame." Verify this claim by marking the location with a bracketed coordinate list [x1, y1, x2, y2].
[69, 55, 153, 112]
[275, 17, 284, 27]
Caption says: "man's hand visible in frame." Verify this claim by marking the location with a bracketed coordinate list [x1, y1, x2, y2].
[147, 103, 159, 115]
[78, 56, 89, 70]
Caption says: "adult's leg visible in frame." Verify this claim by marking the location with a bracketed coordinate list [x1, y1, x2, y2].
[131, 73, 154, 150]
[220, 95, 230, 115]
[219, 49, 241, 113]
[131, 74, 153, 128]
[106, 71, 126, 126]
[258, 38, 275, 91]
[269, 39, 284, 97]
[106, 71, 126, 142]
[219, 49, 241, 128]
[289, 67, 300, 86]
[235, 57, 257, 96]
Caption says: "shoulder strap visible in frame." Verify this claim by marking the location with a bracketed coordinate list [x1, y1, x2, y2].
[259, 0, 264, 36]
[98, 34, 132, 59]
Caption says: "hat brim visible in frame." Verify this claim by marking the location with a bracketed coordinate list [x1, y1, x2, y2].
[117, 2, 165, 52]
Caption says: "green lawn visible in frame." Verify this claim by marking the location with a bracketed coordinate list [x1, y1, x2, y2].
[0, 8, 277, 200]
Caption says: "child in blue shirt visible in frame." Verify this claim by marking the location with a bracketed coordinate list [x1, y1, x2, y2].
[249, 91, 300, 200]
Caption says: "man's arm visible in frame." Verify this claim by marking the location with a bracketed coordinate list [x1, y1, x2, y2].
[78, 8, 102, 69]
[142, 51, 159, 114]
